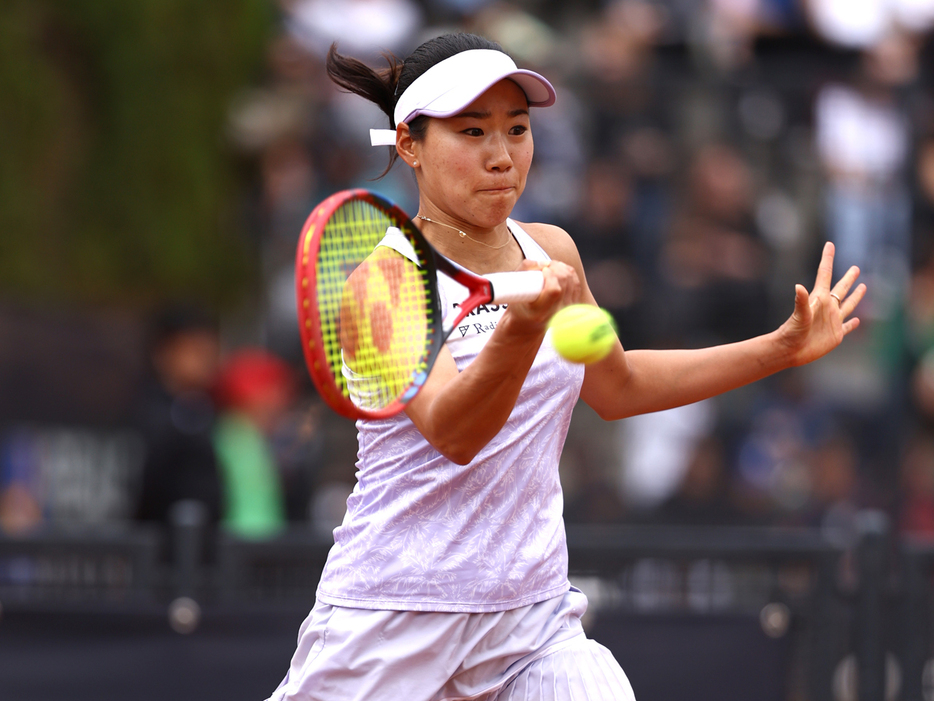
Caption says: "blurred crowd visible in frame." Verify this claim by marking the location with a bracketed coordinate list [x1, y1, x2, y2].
[3, 0, 934, 548]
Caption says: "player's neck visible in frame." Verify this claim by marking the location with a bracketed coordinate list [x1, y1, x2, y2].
[415, 215, 518, 274]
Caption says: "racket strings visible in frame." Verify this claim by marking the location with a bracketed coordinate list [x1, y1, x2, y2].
[315, 200, 434, 410]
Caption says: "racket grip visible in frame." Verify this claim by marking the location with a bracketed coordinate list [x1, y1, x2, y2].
[485, 271, 545, 304]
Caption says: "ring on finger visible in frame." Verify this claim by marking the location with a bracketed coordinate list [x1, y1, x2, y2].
[830, 292, 842, 305]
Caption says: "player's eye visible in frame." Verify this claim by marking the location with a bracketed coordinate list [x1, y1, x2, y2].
[462, 128, 483, 137]
[510, 125, 528, 136]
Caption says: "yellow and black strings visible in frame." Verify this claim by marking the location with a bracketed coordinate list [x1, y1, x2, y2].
[317, 200, 433, 409]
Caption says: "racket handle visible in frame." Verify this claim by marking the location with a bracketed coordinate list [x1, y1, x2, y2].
[485, 271, 545, 304]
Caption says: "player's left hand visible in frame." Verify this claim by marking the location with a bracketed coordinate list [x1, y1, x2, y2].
[778, 241, 866, 367]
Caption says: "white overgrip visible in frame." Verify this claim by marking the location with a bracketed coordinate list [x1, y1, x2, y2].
[484, 271, 545, 304]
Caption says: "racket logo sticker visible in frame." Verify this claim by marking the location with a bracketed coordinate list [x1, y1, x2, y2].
[296, 189, 543, 420]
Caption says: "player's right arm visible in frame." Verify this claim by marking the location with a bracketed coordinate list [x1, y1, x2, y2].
[404, 261, 579, 465]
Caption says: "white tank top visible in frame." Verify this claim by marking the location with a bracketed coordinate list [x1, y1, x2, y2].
[316, 220, 586, 613]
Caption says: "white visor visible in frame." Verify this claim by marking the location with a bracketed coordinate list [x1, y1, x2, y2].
[369, 49, 556, 147]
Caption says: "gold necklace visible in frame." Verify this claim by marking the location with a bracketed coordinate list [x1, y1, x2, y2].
[416, 215, 512, 250]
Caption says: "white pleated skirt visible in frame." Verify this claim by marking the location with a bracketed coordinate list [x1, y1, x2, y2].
[266, 587, 636, 701]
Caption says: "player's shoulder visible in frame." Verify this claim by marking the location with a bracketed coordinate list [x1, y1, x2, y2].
[510, 220, 581, 265]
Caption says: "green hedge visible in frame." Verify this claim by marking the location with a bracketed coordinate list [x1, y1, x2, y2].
[0, 0, 272, 306]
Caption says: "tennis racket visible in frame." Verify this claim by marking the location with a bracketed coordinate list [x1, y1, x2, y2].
[296, 189, 545, 420]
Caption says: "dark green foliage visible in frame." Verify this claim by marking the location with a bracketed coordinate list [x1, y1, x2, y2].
[0, 0, 273, 306]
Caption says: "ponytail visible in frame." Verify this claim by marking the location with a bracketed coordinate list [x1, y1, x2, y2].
[325, 34, 506, 178]
[325, 43, 403, 125]
[326, 43, 405, 175]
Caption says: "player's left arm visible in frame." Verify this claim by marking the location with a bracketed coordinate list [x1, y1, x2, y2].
[529, 227, 866, 422]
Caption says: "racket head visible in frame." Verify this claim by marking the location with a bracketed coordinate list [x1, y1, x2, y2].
[296, 189, 443, 420]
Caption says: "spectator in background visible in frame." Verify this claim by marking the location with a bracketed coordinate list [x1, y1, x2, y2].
[284, 0, 423, 62]
[567, 157, 644, 345]
[649, 434, 745, 526]
[617, 399, 718, 515]
[915, 138, 934, 255]
[897, 429, 934, 536]
[212, 348, 294, 539]
[811, 35, 925, 490]
[907, 141, 934, 385]
[0, 431, 43, 535]
[814, 36, 915, 320]
[573, 0, 669, 153]
[269, 387, 327, 525]
[134, 306, 223, 527]
[661, 142, 771, 346]
[732, 369, 834, 524]
[907, 249, 934, 426]
[799, 431, 863, 546]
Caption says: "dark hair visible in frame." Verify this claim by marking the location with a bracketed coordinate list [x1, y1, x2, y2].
[152, 303, 217, 347]
[326, 33, 505, 177]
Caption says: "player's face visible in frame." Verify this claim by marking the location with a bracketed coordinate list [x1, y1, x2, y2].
[413, 79, 534, 230]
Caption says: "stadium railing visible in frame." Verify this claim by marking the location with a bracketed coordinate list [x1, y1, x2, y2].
[0, 508, 923, 701]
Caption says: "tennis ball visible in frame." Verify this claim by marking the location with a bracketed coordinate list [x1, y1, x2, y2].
[549, 305, 617, 364]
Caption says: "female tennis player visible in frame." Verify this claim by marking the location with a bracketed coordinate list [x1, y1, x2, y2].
[267, 33, 865, 701]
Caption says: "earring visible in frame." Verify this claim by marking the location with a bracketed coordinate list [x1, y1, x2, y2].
[413, 160, 419, 166]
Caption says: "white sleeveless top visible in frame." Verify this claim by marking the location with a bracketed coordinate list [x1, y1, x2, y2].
[316, 220, 586, 613]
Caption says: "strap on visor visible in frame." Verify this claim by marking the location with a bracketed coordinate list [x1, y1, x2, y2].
[370, 128, 398, 147]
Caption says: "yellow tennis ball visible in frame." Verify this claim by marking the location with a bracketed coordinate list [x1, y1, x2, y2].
[549, 305, 617, 364]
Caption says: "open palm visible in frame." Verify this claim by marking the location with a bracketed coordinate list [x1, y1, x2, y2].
[780, 242, 866, 367]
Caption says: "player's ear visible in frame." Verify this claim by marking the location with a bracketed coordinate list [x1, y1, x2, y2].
[396, 123, 419, 169]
